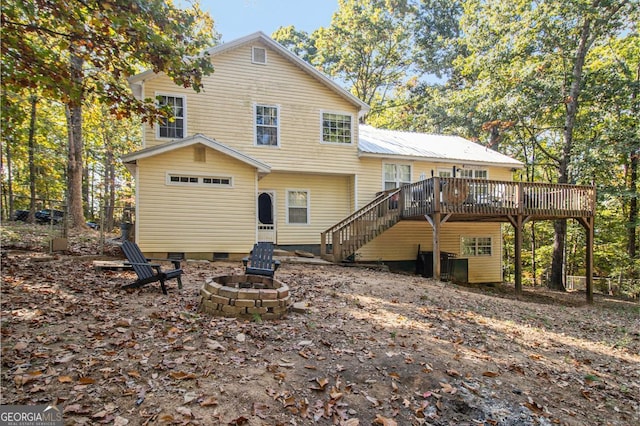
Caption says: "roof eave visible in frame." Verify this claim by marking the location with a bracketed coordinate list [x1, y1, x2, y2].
[358, 151, 524, 169]
[121, 134, 272, 174]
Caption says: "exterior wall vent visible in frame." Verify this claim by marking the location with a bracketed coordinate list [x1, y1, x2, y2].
[252, 46, 267, 65]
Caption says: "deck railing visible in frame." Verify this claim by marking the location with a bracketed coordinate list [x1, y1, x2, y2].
[321, 178, 595, 262]
[320, 188, 402, 262]
[401, 178, 595, 218]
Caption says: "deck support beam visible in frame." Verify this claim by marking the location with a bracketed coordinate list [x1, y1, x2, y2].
[577, 216, 595, 304]
[506, 214, 532, 298]
[432, 212, 441, 280]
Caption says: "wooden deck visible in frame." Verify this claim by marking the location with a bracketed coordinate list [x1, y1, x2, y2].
[400, 177, 595, 221]
[321, 177, 596, 302]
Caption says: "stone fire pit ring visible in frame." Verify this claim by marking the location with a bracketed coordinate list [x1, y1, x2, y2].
[198, 274, 291, 320]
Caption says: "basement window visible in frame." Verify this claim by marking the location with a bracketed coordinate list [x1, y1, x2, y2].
[461, 236, 492, 256]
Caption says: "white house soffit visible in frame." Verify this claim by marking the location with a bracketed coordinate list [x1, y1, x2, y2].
[121, 134, 271, 174]
[358, 125, 524, 168]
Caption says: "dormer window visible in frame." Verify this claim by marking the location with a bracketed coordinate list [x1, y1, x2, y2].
[252, 46, 267, 64]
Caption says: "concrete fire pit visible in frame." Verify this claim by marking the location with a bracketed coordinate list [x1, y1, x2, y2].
[198, 274, 291, 319]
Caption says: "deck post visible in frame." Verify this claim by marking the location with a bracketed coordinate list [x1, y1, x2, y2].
[433, 211, 441, 280]
[514, 215, 523, 297]
[586, 216, 594, 304]
[579, 215, 595, 304]
[433, 178, 441, 280]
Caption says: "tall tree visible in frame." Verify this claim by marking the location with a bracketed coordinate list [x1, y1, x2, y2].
[442, 0, 636, 290]
[2, 0, 218, 227]
[272, 26, 318, 64]
[313, 0, 416, 121]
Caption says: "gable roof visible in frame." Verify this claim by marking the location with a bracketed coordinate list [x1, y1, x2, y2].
[129, 31, 370, 116]
[358, 125, 524, 168]
[121, 134, 271, 174]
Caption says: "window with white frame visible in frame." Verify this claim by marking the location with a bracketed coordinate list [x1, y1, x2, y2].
[322, 112, 352, 144]
[458, 169, 487, 179]
[167, 174, 231, 187]
[461, 236, 492, 256]
[287, 190, 309, 224]
[157, 95, 185, 139]
[438, 169, 452, 178]
[458, 168, 489, 200]
[384, 164, 411, 190]
[255, 104, 279, 146]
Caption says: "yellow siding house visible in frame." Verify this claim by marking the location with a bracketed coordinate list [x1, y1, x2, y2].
[122, 32, 524, 283]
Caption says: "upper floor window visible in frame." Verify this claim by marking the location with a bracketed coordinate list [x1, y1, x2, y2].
[287, 190, 309, 224]
[157, 94, 185, 139]
[461, 236, 492, 256]
[384, 164, 411, 190]
[255, 104, 279, 146]
[322, 112, 352, 144]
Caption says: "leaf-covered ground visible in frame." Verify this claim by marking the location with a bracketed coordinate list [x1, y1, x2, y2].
[1, 224, 639, 425]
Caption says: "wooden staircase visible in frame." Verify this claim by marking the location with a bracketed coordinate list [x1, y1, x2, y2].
[321, 177, 596, 264]
[320, 189, 401, 262]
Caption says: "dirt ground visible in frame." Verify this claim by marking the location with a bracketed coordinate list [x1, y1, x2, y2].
[1, 225, 639, 425]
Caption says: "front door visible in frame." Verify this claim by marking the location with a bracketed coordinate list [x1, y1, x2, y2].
[257, 191, 276, 243]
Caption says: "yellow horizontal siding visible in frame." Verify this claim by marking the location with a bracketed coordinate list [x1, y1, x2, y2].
[259, 172, 352, 245]
[136, 145, 257, 253]
[141, 41, 361, 175]
[356, 222, 503, 283]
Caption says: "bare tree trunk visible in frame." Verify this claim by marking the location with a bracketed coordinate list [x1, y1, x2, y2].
[106, 148, 116, 232]
[83, 154, 90, 218]
[549, 11, 594, 291]
[27, 95, 37, 223]
[66, 52, 87, 228]
[1, 137, 12, 221]
[628, 64, 639, 260]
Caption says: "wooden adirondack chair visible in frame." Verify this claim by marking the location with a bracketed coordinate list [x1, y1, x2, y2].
[120, 240, 183, 295]
[242, 242, 281, 277]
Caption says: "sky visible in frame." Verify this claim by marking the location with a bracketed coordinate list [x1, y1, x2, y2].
[199, 0, 339, 42]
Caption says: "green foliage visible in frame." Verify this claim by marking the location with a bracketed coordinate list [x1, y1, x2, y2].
[1, 0, 219, 122]
[272, 26, 318, 64]
[312, 0, 416, 121]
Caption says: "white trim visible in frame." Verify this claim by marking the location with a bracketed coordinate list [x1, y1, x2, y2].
[320, 110, 355, 145]
[128, 32, 369, 117]
[354, 174, 358, 212]
[286, 189, 310, 225]
[252, 46, 267, 64]
[437, 167, 453, 178]
[203, 32, 369, 115]
[121, 134, 271, 174]
[254, 103, 280, 147]
[257, 190, 277, 243]
[457, 167, 489, 179]
[165, 172, 233, 187]
[155, 92, 187, 140]
[461, 236, 493, 257]
[382, 162, 412, 191]
[134, 166, 139, 244]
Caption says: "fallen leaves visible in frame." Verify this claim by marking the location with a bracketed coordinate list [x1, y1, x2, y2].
[1, 234, 638, 426]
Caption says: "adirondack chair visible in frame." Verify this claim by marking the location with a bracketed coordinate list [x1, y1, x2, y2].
[242, 242, 281, 277]
[120, 240, 183, 295]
